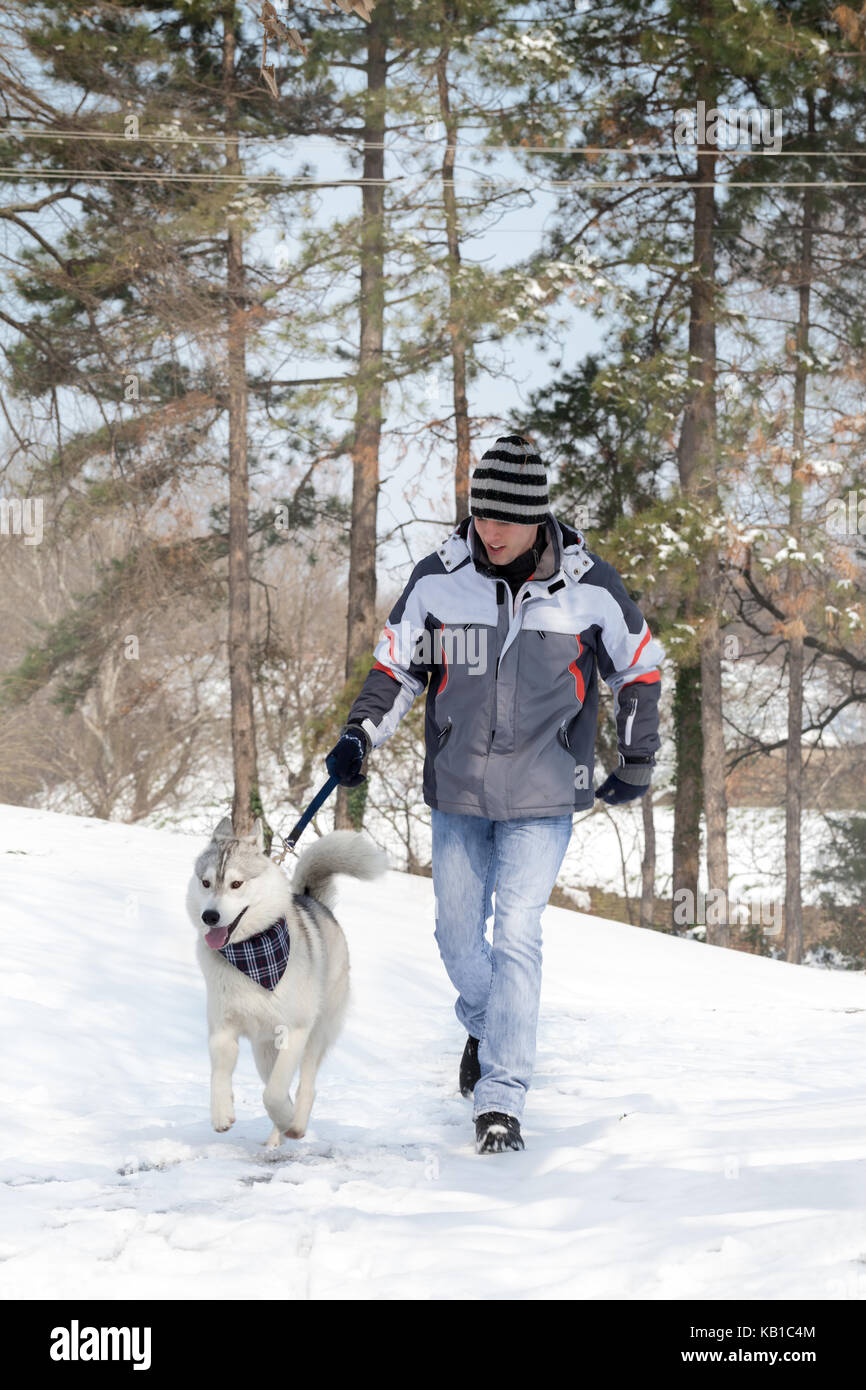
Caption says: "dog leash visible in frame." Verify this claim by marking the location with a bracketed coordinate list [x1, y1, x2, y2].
[271, 773, 340, 864]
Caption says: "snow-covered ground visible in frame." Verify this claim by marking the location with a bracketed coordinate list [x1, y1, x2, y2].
[1, 803, 865, 1301]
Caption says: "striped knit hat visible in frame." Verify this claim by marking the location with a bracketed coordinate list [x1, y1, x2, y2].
[469, 434, 550, 525]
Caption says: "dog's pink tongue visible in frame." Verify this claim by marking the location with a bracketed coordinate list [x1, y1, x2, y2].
[205, 926, 229, 950]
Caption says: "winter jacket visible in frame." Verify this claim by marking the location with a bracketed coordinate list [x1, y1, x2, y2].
[345, 512, 663, 819]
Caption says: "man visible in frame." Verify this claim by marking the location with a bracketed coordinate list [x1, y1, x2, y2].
[325, 435, 663, 1155]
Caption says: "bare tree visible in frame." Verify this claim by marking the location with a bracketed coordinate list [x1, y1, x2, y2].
[224, 9, 261, 835]
[336, 5, 389, 830]
[434, 7, 471, 522]
[676, 21, 729, 946]
[640, 789, 656, 931]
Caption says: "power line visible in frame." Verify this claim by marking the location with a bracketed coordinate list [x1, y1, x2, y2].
[5, 127, 866, 157]
[2, 166, 866, 191]
[0, 167, 393, 186]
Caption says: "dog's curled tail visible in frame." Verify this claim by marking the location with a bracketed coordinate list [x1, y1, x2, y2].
[292, 830, 389, 911]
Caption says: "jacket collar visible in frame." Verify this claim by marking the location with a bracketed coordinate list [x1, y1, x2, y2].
[439, 513, 592, 585]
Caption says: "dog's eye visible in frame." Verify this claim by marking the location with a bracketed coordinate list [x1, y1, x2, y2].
[201, 879, 210, 888]
[230, 880, 243, 890]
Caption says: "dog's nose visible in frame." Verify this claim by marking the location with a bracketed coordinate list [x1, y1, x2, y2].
[201, 909, 220, 927]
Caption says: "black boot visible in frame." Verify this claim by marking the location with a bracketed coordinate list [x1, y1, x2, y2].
[475, 1111, 525, 1154]
[459, 1034, 481, 1098]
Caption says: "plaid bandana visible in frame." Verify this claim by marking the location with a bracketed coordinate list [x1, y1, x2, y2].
[218, 917, 290, 990]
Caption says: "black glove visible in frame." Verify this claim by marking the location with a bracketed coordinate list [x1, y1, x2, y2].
[325, 725, 370, 788]
[595, 762, 652, 806]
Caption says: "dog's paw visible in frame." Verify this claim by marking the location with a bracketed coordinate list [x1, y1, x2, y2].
[284, 1124, 306, 1140]
[211, 1104, 235, 1133]
[263, 1095, 294, 1133]
[263, 1127, 282, 1148]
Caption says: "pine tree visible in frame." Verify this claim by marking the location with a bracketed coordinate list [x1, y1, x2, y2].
[535, 0, 827, 942]
[719, 0, 866, 960]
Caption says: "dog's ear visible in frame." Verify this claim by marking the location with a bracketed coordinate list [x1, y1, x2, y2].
[250, 817, 266, 853]
[213, 816, 235, 841]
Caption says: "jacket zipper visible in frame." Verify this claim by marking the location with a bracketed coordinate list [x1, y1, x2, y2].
[491, 581, 505, 745]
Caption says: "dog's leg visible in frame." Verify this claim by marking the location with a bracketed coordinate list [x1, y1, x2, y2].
[209, 1027, 240, 1132]
[287, 1025, 330, 1139]
[289, 988, 349, 1139]
[253, 1040, 284, 1147]
[252, 1037, 278, 1084]
[262, 1026, 309, 1135]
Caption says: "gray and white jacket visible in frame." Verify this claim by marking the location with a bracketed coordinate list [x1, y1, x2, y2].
[345, 513, 663, 819]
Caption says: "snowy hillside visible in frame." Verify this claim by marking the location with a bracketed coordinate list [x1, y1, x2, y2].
[1, 804, 865, 1301]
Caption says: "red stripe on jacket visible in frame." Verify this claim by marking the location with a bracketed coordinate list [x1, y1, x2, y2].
[438, 623, 448, 694]
[622, 670, 660, 687]
[373, 660, 399, 681]
[629, 627, 651, 667]
[568, 634, 585, 703]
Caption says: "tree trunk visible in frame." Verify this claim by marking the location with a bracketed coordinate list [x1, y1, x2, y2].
[640, 787, 656, 931]
[672, 662, 702, 929]
[336, 9, 388, 830]
[435, 14, 471, 523]
[677, 49, 729, 947]
[785, 101, 815, 965]
[699, 585, 729, 947]
[224, 13, 259, 836]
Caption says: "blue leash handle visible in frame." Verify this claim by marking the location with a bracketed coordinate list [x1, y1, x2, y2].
[283, 774, 340, 850]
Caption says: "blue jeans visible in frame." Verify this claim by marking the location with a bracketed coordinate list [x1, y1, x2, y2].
[431, 808, 573, 1122]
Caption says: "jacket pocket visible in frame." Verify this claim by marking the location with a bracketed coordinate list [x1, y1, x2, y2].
[557, 715, 578, 757]
[435, 716, 453, 755]
[623, 696, 638, 747]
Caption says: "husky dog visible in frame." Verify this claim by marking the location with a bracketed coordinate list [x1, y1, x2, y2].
[186, 817, 388, 1146]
